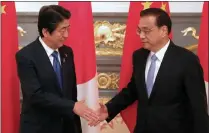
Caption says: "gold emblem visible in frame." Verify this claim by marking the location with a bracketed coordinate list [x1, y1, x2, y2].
[160, 2, 167, 11]
[97, 73, 119, 89]
[1, 5, 6, 14]
[141, 2, 153, 10]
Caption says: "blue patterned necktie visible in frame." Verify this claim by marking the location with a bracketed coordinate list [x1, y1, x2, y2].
[146, 54, 157, 97]
[51, 51, 62, 89]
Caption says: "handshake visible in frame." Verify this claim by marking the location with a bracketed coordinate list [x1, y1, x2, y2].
[73, 100, 109, 126]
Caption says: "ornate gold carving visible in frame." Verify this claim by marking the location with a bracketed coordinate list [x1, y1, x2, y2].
[94, 21, 126, 56]
[97, 73, 119, 89]
[99, 97, 125, 131]
[184, 44, 198, 52]
[18, 26, 27, 37]
[18, 26, 27, 50]
[99, 97, 111, 104]
[181, 27, 199, 51]
[96, 48, 122, 56]
[181, 27, 199, 40]
[100, 114, 124, 131]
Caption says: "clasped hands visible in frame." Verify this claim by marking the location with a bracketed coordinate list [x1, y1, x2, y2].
[73, 101, 108, 126]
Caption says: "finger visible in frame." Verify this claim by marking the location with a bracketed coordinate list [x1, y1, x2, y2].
[91, 120, 101, 127]
[85, 109, 99, 120]
[99, 104, 105, 111]
[88, 112, 102, 127]
[88, 119, 95, 127]
[93, 119, 101, 127]
[87, 113, 98, 122]
[88, 119, 99, 127]
[80, 100, 85, 103]
[82, 113, 92, 122]
[99, 102, 104, 106]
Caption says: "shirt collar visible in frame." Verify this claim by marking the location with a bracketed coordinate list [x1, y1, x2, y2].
[39, 37, 58, 57]
[150, 39, 170, 62]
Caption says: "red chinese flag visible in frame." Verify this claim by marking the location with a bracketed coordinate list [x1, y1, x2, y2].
[1, 2, 20, 133]
[119, 2, 171, 132]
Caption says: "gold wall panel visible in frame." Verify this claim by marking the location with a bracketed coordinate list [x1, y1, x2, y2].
[97, 73, 120, 89]
[99, 97, 130, 133]
[94, 21, 125, 56]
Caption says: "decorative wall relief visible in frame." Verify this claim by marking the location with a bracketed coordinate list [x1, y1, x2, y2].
[18, 26, 26, 50]
[97, 73, 120, 89]
[181, 27, 199, 52]
[99, 97, 129, 133]
[94, 21, 126, 56]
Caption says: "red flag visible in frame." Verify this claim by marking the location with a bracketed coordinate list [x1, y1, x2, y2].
[1, 2, 20, 133]
[119, 2, 171, 132]
[58, 2, 100, 133]
[197, 2, 208, 103]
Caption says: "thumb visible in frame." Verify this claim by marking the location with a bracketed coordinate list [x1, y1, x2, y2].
[80, 99, 85, 103]
[99, 102, 103, 106]
[99, 103, 105, 109]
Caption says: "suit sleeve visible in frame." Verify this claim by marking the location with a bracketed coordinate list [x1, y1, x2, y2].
[105, 52, 138, 122]
[184, 55, 208, 133]
[16, 52, 76, 119]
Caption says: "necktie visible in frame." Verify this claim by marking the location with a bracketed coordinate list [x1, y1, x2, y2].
[146, 54, 157, 97]
[51, 51, 62, 89]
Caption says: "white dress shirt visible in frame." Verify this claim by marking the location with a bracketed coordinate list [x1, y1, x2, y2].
[145, 40, 170, 84]
[39, 37, 61, 65]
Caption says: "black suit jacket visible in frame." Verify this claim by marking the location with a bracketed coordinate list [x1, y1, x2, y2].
[16, 38, 82, 133]
[106, 41, 208, 133]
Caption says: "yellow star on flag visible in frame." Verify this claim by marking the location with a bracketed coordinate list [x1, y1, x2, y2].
[1, 5, 6, 14]
[142, 2, 153, 10]
[161, 2, 167, 11]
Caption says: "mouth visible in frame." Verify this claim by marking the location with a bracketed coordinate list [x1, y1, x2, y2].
[141, 42, 147, 44]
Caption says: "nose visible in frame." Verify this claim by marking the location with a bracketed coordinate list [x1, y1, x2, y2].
[63, 30, 69, 38]
[139, 32, 145, 39]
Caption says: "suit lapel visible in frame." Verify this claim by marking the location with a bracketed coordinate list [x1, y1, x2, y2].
[34, 38, 63, 95]
[149, 42, 175, 100]
[137, 49, 150, 101]
[59, 47, 68, 66]
[58, 46, 71, 94]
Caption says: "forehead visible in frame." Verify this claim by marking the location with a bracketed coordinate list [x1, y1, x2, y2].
[138, 15, 156, 28]
[56, 19, 70, 29]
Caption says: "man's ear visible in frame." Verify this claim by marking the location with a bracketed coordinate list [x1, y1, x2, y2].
[42, 28, 48, 38]
[161, 26, 168, 37]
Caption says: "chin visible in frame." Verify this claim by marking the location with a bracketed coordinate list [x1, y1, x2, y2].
[142, 43, 150, 50]
[58, 43, 64, 48]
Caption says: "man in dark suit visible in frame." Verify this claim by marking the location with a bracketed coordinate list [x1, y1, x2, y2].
[94, 8, 208, 133]
[16, 5, 98, 133]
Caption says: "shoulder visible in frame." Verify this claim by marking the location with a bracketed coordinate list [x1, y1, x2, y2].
[61, 45, 73, 52]
[59, 45, 75, 58]
[171, 44, 199, 63]
[133, 47, 149, 59]
[133, 48, 148, 56]
[16, 39, 38, 59]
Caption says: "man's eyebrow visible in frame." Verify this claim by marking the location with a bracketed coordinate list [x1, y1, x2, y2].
[60, 25, 70, 29]
[137, 26, 149, 29]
